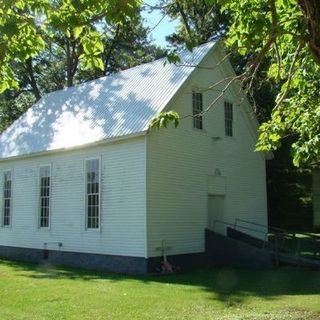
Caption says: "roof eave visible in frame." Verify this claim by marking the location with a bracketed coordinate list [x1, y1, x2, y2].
[0, 130, 147, 163]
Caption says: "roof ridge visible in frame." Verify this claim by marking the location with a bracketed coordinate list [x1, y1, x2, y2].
[48, 41, 216, 97]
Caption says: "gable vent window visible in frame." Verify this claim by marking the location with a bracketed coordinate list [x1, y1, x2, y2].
[39, 165, 51, 228]
[224, 102, 233, 137]
[192, 92, 203, 130]
[86, 158, 100, 229]
[3, 170, 12, 227]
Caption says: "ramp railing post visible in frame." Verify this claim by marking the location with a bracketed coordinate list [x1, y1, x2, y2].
[275, 233, 280, 266]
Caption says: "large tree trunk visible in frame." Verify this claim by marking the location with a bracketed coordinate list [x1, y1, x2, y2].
[26, 58, 41, 101]
[66, 39, 79, 87]
[312, 169, 320, 230]
[298, 0, 320, 65]
[66, 40, 73, 87]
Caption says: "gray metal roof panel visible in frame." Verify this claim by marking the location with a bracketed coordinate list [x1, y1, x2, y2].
[0, 41, 216, 159]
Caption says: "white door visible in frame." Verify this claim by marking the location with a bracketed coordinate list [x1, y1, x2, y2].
[207, 195, 225, 234]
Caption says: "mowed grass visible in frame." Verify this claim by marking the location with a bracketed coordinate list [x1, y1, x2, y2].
[0, 259, 320, 320]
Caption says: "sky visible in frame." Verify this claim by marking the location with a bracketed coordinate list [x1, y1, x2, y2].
[141, 0, 178, 47]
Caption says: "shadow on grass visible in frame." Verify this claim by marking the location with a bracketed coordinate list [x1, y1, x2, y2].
[1, 258, 320, 306]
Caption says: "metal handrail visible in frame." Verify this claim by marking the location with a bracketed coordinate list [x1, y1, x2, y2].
[213, 219, 269, 249]
[214, 219, 267, 236]
[234, 218, 320, 259]
[212, 218, 320, 265]
[235, 218, 320, 239]
[235, 218, 287, 234]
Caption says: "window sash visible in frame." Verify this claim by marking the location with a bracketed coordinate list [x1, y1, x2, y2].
[192, 92, 203, 130]
[2, 170, 12, 226]
[224, 102, 233, 136]
[85, 159, 100, 229]
[39, 165, 51, 228]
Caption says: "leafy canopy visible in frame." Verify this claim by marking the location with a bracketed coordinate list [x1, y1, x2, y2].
[2, 0, 320, 167]
[0, 0, 142, 92]
[207, 0, 320, 167]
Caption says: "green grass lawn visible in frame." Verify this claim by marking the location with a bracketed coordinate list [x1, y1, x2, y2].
[0, 259, 320, 320]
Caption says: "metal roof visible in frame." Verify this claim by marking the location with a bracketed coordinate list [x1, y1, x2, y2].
[0, 41, 216, 159]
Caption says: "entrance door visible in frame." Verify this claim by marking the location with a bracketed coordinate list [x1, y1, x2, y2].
[207, 195, 225, 234]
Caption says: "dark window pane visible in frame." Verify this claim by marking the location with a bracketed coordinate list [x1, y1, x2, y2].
[3, 171, 12, 226]
[39, 166, 50, 228]
[86, 159, 100, 229]
[224, 102, 233, 137]
[192, 92, 203, 130]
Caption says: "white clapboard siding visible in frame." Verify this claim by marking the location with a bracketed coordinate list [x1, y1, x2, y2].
[0, 43, 268, 261]
[0, 137, 147, 257]
[146, 47, 268, 257]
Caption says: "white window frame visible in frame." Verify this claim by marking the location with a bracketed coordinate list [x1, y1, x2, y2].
[192, 91, 204, 130]
[224, 101, 234, 137]
[2, 169, 12, 228]
[84, 157, 101, 231]
[38, 164, 52, 229]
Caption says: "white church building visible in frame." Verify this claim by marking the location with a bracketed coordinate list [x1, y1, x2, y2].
[0, 42, 268, 273]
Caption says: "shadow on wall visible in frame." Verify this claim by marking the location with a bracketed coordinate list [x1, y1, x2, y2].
[1, 259, 320, 305]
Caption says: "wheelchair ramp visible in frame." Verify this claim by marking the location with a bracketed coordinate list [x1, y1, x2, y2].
[206, 219, 320, 269]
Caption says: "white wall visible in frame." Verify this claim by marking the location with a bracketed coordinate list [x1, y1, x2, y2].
[0, 45, 268, 260]
[0, 136, 147, 257]
[146, 46, 268, 257]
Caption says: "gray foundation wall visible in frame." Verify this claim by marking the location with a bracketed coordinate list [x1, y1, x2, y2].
[0, 245, 147, 274]
[0, 230, 278, 274]
[0, 245, 210, 274]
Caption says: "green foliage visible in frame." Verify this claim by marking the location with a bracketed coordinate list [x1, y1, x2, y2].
[149, 111, 180, 129]
[266, 140, 313, 230]
[208, 0, 320, 166]
[165, 52, 181, 64]
[0, 0, 164, 134]
[0, 91, 35, 132]
[0, 0, 143, 93]
[161, 0, 228, 48]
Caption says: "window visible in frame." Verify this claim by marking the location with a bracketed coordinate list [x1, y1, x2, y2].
[224, 102, 233, 136]
[86, 158, 100, 229]
[3, 171, 12, 226]
[39, 165, 51, 228]
[192, 92, 203, 130]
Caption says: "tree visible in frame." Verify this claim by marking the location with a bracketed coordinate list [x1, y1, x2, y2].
[0, 0, 142, 94]
[2, 0, 320, 167]
[205, 0, 320, 167]
[158, 0, 227, 48]
[0, 0, 163, 132]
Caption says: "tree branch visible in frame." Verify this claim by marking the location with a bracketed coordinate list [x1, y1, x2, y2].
[175, 2, 193, 42]
[274, 42, 302, 109]
[247, 0, 278, 89]
[298, 0, 320, 65]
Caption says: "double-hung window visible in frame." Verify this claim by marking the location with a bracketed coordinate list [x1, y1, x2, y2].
[39, 165, 51, 228]
[224, 102, 233, 137]
[85, 158, 100, 229]
[3, 170, 12, 226]
[192, 92, 203, 130]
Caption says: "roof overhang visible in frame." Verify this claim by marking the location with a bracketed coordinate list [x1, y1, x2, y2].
[0, 130, 147, 163]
